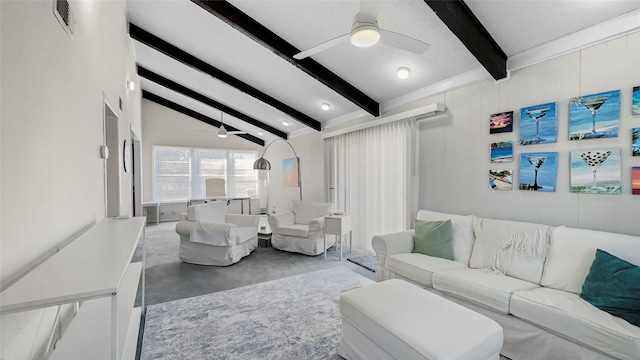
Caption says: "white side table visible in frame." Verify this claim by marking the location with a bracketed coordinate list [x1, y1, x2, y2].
[324, 214, 352, 260]
[142, 202, 160, 224]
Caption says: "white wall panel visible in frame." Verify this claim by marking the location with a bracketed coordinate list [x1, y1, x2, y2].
[418, 33, 640, 236]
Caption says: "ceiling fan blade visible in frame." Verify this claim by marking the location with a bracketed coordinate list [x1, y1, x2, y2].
[379, 29, 430, 54]
[293, 33, 350, 60]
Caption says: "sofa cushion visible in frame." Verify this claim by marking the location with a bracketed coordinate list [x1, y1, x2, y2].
[581, 249, 640, 327]
[386, 253, 466, 287]
[511, 287, 640, 360]
[187, 202, 227, 223]
[413, 220, 453, 260]
[432, 268, 539, 314]
[416, 210, 475, 265]
[469, 216, 551, 284]
[291, 199, 332, 224]
[541, 226, 640, 294]
[278, 224, 309, 238]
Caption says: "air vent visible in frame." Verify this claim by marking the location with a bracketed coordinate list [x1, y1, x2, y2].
[54, 0, 74, 38]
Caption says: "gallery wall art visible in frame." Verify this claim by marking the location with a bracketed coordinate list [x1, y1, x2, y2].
[518, 152, 558, 192]
[633, 167, 640, 195]
[519, 102, 557, 145]
[569, 90, 620, 140]
[633, 128, 640, 157]
[282, 157, 299, 187]
[489, 170, 512, 191]
[633, 86, 639, 115]
[490, 111, 513, 134]
[570, 148, 621, 194]
[490, 141, 513, 163]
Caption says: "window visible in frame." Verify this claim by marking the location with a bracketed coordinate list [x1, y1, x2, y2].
[153, 146, 257, 201]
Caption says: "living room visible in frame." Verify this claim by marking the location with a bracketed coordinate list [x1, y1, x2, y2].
[1, 1, 639, 359]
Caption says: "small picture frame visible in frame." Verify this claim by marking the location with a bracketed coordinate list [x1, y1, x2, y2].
[490, 141, 513, 163]
[489, 169, 512, 191]
[490, 111, 513, 134]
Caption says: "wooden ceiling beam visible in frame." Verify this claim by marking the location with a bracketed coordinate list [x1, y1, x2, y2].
[190, 0, 380, 117]
[129, 23, 322, 131]
[138, 66, 288, 139]
[141, 90, 265, 146]
[424, 0, 508, 80]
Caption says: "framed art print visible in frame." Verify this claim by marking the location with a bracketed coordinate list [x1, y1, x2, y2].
[489, 169, 512, 191]
[518, 152, 558, 192]
[519, 102, 557, 145]
[490, 111, 513, 134]
[570, 148, 621, 194]
[282, 157, 299, 187]
[633, 86, 639, 115]
[490, 141, 513, 163]
[569, 90, 620, 140]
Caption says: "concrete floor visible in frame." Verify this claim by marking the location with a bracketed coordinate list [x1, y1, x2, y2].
[133, 221, 376, 307]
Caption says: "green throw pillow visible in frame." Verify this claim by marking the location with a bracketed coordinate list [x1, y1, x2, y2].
[580, 249, 640, 327]
[413, 220, 453, 260]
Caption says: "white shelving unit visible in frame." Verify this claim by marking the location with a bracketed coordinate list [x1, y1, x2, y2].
[0, 217, 146, 360]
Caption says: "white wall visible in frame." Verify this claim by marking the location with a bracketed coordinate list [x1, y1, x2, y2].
[264, 132, 326, 213]
[417, 32, 640, 236]
[0, 0, 140, 357]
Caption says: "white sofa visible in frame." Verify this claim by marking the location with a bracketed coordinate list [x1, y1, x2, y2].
[267, 199, 334, 256]
[175, 202, 259, 266]
[372, 210, 640, 360]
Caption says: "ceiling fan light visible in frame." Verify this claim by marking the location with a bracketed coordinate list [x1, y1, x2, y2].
[218, 125, 228, 138]
[350, 24, 380, 48]
[397, 67, 411, 79]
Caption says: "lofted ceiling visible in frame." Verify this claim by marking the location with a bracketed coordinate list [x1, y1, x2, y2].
[126, 0, 640, 146]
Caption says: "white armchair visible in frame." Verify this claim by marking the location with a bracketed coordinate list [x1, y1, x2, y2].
[268, 199, 334, 255]
[175, 201, 259, 266]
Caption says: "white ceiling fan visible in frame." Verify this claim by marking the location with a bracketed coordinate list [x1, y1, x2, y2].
[293, 1, 430, 60]
[217, 112, 246, 138]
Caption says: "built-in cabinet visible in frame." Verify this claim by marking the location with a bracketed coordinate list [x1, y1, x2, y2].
[0, 217, 146, 360]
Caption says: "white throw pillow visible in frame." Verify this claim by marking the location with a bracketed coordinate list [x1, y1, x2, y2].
[416, 210, 475, 265]
[291, 199, 332, 224]
[470, 216, 552, 284]
[188, 202, 227, 223]
[541, 226, 640, 294]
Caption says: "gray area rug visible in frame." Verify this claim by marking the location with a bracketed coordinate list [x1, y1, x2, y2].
[346, 253, 377, 272]
[141, 267, 374, 360]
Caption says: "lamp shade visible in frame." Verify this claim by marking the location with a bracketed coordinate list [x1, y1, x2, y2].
[253, 157, 271, 170]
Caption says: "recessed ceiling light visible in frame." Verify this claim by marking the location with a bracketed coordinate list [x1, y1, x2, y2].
[397, 67, 410, 80]
[321, 103, 331, 111]
[258, 131, 264, 136]
[126, 80, 135, 91]
[282, 120, 290, 126]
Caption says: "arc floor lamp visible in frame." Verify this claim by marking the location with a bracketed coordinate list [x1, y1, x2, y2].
[253, 139, 303, 203]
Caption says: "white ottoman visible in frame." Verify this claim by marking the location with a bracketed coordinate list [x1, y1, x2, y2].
[339, 279, 503, 360]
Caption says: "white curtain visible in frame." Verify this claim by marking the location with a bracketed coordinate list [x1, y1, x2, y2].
[324, 118, 418, 252]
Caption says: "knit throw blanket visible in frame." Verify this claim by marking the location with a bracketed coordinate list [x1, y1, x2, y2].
[486, 225, 552, 275]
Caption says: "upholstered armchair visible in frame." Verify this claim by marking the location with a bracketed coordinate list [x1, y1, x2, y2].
[175, 201, 259, 266]
[268, 199, 334, 256]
